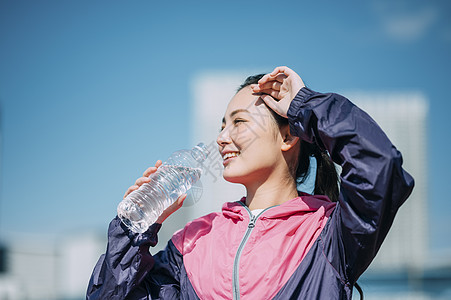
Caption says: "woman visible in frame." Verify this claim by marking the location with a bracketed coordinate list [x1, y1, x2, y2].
[87, 66, 414, 299]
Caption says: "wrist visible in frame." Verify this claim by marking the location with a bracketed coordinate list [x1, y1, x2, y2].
[291, 84, 305, 102]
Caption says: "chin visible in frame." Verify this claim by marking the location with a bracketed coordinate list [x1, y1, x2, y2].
[223, 174, 243, 184]
[222, 170, 248, 184]
[223, 164, 272, 186]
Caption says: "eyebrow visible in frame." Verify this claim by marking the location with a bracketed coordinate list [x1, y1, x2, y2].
[222, 109, 250, 123]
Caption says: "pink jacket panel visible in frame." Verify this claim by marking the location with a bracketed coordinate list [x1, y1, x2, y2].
[171, 195, 336, 299]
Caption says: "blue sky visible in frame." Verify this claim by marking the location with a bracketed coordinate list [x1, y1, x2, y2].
[0, 0, 450, 251]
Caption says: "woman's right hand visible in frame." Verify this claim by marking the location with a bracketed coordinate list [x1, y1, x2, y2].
[252, 66, 305, 118]
[123, 160, 186, 224]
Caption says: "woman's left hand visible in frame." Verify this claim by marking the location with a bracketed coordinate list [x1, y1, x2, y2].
[252, 66, 305, 118]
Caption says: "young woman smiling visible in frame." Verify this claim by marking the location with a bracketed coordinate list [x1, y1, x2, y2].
[87, 66, 414, 299]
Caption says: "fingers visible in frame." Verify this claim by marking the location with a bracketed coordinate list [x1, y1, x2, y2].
[155, 160, 163, 168]
[255, 80, 282, 92]
[123, 177, 150, 198]
[143, 160, 162, 177]
[260, 94, 281, 114]
[253, 78, 281, 98]
[259, 89, 280, 100]
[253, 72, 287, 99]
[253, 76, 284, 98]
[259, 73, 287, 85]
[143, 166, 157, 177]
[155, 193, 187, 224]
[258, 67, 292, 84]
[259, 93, 289, 118]
[269, 66, 296, 77]
[176, 193, 187, 207]
[124, 160, 162, 199]
[254, 66, 305, 106]
[123, 185, 139, 199]
[135, 176, 151, 186]
[257, 74, 287, 90]
[165, 193, 187, 213]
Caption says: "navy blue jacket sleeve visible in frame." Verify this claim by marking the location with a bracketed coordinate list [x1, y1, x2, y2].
[86, 216, 182, 300]
[287, 87, 414, 283]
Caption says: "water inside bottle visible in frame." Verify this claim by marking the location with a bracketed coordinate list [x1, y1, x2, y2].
[117, 198, 151, 233]
[118, 164, 202, 233]
[158, 164, 202, 204]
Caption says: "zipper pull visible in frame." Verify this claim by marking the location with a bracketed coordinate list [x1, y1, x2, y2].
[248, 215, 256, 228]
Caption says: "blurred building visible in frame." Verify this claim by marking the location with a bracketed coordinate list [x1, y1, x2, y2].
[344, 91, 433, 299]
[0, 233, 106, 300]
[346, 91, 429, 272]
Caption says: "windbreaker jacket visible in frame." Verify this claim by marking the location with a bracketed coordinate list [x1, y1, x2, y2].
[86, 87, 414, 299]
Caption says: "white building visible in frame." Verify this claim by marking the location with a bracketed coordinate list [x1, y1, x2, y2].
[345, 91, 428, 273]
[0, 233, 106, 300]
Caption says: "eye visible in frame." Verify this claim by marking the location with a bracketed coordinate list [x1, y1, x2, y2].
[233, 118, 246, 125]
[219, 124, 226, 132]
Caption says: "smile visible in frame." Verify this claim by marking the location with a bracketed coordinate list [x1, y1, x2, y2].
[223, 151, 240, 161]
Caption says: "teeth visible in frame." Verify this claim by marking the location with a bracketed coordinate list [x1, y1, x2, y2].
[223, 152, 240, 160]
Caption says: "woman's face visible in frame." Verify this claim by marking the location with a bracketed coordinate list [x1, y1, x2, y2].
[217, 85, 286, 185]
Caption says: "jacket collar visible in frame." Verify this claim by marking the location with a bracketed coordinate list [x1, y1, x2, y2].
[221, 193, 336, 221]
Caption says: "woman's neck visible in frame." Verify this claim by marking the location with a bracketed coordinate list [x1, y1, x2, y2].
[245, 173, 299, 210]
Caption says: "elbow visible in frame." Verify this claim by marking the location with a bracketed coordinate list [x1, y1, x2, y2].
[389, 147, 415, 197]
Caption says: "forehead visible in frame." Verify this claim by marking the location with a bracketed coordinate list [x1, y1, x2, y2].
[223, 86, 269, 120]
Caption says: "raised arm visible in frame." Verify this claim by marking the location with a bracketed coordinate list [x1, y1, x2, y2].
[255, 66, 414, 282]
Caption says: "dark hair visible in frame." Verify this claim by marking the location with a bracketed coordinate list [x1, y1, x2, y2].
[238, 74, 339, 202]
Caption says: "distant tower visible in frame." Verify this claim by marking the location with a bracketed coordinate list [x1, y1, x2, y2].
[189, 72, 428, 273]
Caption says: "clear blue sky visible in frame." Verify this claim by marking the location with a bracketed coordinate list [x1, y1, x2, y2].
[0, 0, 450, 251]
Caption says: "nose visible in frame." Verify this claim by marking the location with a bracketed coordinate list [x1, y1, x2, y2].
[217, 125, 232, 148]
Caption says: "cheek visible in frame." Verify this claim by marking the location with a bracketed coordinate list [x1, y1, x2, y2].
[244, 131, 281, 168]
[252, 140, 281, 165]
[231, 121, 279, 149]
[230, 125, 258, 148]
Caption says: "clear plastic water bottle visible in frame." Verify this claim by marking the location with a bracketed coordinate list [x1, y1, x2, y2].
[117, 143, 210, 233]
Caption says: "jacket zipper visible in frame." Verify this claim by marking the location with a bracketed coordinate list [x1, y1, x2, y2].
[232, 203, 270, 300]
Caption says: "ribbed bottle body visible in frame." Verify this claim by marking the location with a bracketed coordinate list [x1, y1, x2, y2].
[117, 143, 209, 233]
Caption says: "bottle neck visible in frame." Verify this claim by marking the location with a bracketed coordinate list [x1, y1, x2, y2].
[191, 143, 209, 163]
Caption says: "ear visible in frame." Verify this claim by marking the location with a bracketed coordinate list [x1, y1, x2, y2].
[280, 126, 299, 152]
